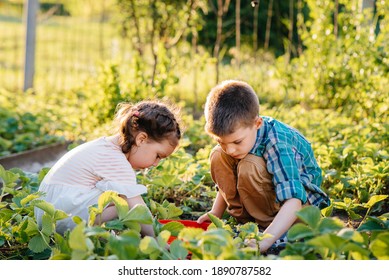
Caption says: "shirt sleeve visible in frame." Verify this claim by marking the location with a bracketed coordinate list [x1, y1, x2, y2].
[266, 142, 307, 204]
[92, 148, 147, 198]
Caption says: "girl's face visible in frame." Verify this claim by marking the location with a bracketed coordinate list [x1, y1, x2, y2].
[127, 133, 177, 169]
[213, 117, 262, 160]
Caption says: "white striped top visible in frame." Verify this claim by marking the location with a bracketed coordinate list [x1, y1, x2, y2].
[43, 137, 136, 189]
[41, 135, 144, 196]
[36, 135, 147, 233]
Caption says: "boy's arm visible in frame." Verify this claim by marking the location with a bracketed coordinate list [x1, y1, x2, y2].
[259, 198, 302, 252]
[197, 191, 227, 223]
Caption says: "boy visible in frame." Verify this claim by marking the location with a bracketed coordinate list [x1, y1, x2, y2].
[197, 80, 330, 252]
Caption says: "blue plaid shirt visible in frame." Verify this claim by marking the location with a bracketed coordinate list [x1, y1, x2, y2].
[250, 116, 330, 208]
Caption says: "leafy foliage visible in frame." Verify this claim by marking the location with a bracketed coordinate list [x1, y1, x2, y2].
[276, 0, 389, 120]
[281, 206, 389, 260]
[0, 106, 64, 156]
[0, 0, 388, 261]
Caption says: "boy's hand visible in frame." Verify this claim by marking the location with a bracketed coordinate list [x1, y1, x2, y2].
[197, 192, 227, 224]
[258, 238, 275, 253]
[197, 212, 212, 223]
[244, 237, 274, 253]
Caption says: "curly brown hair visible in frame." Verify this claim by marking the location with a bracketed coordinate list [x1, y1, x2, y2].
[115, 100, 181, 154]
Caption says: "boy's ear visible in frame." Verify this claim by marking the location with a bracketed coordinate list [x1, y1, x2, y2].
[135, 132, 148, 146]
[254, 116, 263, 129]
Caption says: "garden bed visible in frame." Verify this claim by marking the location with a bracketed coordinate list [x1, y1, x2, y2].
[0, 142, 69, 173]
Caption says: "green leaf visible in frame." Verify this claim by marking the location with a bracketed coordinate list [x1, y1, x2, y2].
[164, 203, 183, 219]
[121, 204, 152, 224]
[238, 222, 259, 239]
[296, 206, 321, 229]
[287, 223, 315, 241]
[54, 209, 69, 221]
[0, 165, 19, 188]
[156, 206, 169, 219]
[153, 174, 181, 186]
[123, 221, 141, 232]
[317, 217, 344, 234]
[32, 200, 56, 217]
[108, 230, 140, 259]
[20, 194, 41, 206]
[307, 233, 347, 252]
[321, 204, 333, 217]
[169, 239, 189, 260]
[0, 236, 5, 247]
[201, 229, 232, 246]
[337, 228, 365, 243]
[105, 219, 124, 230]
[178, 227, 204, 242]
[97, 191, 119, 211]
[157, 230, 171, 247]
[207, 213, 224, 228]
[28, 234, 50, 253]
[38, 168, 50, 184]
[149, 199, 157, 214]
[50, 253, 71, 260]
[363, 195, 388, 209]
[52, 232, 71, 255]
[41, 213, 54, 236]
[111, 195, 129, 220]
[84, 226, 110, 238]
[139, 236, 161, 257]
[341, 243, 370, 260]
[161, 221, 185, 236]
[72, 215, 84, 225]
[19, 216, 29, 230]
[347, 209, 362, 220]
[358, 216, 389, 231]
[69, 223, 88, 251]
[370, 232, 389, 260]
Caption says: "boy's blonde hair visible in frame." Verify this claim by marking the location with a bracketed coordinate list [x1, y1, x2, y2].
[204, 80, 259, 136]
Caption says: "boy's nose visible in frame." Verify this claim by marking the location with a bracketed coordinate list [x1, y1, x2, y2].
[225, 146, 235, 155]
[153, 158, 160, 166]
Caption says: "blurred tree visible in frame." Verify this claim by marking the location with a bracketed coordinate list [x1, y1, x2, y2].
[209, 0, 231, 83]
[264, 0, 273, 50]
[235, 0, 241, 68]
[252, 0, 260, 61]
[117, 0, 205, 87]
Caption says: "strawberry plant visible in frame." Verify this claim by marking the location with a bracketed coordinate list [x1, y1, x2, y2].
[0, 165, 67, 259]
[137, 146, 214, 215]
[281, 206, 389, 260]
[0, 108, 64, 156]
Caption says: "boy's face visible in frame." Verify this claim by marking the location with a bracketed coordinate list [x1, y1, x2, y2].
[214, 117, 262, 160]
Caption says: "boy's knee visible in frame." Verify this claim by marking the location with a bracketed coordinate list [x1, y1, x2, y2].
[237, 154, 272, 184]
[210, 146, 224, 164]
[210, 145, 239, 168]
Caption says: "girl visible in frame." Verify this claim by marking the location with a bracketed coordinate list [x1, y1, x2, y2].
[35, 100, 181, 236]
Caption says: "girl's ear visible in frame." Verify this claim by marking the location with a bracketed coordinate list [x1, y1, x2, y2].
[135, 132, 148, 146]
